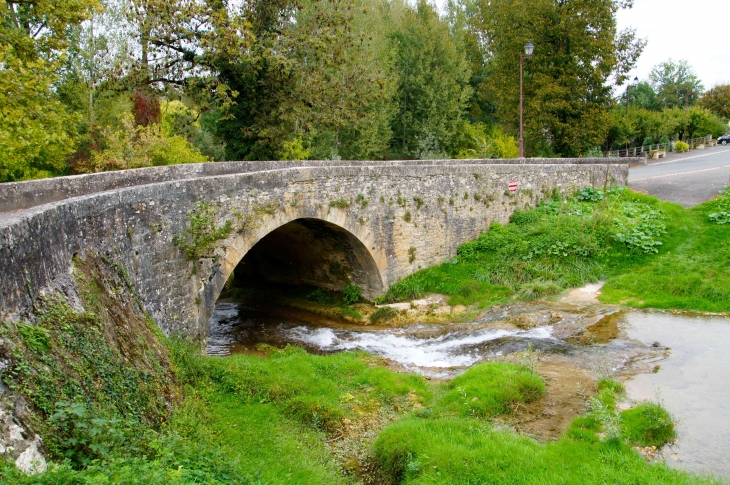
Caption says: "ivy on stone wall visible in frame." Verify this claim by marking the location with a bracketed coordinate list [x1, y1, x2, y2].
[174, 198, 232, 260]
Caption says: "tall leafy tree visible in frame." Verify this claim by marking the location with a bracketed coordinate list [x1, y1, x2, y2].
[471, 0, 645, 157]
[218, 0, 396, 161]
[389, 0, 472, 158]
[698, 84, 730, 120]
[625, 81, 660, 111]
[0, 0, 99, 181]
[649, 59, 704, 110]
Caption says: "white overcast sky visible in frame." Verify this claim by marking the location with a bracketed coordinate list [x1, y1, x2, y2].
[432, 0, 730, 91]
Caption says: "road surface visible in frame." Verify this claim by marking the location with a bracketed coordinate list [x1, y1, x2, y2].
[629, 145, 730, 207]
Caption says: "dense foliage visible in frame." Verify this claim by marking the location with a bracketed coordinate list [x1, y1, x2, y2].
[6, 0, 728, 182]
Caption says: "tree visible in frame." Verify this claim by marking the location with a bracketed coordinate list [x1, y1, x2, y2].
[470, 0, 645, 157]
[649, 59, 704, 110]
[218, 0, 397, 161]
[119, 0, 251, 101]
[626, 81, 660, 111]
[0, 0, 98, 181]
[389, 0, 472, 158]
[698, 84, 730, 120]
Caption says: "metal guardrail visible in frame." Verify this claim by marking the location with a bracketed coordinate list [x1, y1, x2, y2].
[604, 135, 714, 158]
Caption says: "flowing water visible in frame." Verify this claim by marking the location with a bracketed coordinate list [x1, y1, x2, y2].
[208, 300, 730, 479]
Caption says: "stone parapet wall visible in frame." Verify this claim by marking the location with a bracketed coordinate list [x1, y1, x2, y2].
[0, 160, 629, 341]
[0, 158, 636, 214]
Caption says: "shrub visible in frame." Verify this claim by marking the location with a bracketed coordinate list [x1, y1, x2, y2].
[17, 322, 51, 352]
[329, 199, 349, 209]
[49, 401, 127, 466]
[173, 198, 232, 260]
[611, 203, 667, 254]
[708, 212, 730, 224]
[306, 289, 329, 304]
[574, 187, 604, 203]
[342, 284, 362, 305]
[621, 402, 676, 447]
[79, 113, 209, 173]
[674, 140, 689, 153]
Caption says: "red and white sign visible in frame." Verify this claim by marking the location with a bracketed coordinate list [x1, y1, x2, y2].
[508, 181, 519, 192]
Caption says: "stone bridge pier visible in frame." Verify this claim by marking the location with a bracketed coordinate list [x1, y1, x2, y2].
[0, 159, 629, 341]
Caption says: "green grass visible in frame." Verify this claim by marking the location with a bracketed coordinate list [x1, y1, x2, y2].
[373, 417, 713, 485]
[378, 186, 730, 314]
[372, 377, 703, 485]
[433, 362, 545, 418]
[2, 344, 720, 485]
[600, 190, 730, 311]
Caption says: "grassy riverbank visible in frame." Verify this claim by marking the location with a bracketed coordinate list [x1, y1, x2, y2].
[2, 341, 720, 485]
[379, 186, 730, 314]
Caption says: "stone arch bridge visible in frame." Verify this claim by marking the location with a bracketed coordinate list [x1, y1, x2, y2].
[0, 159, 628, 341]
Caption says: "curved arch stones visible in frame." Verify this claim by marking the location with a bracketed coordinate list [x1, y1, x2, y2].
[0, 159, 629, 342]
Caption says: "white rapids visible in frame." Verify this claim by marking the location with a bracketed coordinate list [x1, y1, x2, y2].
[283, 324, 557, 371]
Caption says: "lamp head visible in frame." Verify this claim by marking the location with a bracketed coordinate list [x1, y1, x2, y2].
[524, 41, 534, 57]
[632, 76, 639, 87]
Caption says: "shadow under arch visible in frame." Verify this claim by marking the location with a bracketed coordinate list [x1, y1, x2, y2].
[212, 217, 386, 311]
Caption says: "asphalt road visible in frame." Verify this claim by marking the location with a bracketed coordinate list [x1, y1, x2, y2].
[629, 145, 730, 207]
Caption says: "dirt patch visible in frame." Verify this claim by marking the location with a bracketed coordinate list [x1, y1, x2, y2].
[559, 281, 605, 306]
[492, 356, 595, 441]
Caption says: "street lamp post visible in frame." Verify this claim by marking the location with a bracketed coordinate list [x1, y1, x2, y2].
[519, 41, 534, 158]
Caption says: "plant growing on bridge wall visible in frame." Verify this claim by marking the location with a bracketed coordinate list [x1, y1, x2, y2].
[174, 198, 232, 260]
[329, 199, 349, 209]
[342, 284, 361, 305]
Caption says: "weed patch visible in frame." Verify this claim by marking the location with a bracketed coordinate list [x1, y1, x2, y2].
[173, 197, 232, 260]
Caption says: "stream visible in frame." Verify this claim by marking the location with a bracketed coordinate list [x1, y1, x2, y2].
[208, 297, 730, 479]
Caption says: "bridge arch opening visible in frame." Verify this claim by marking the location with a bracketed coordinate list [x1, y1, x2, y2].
[208, 218, 385, 354]
[224, 218, 384, 298]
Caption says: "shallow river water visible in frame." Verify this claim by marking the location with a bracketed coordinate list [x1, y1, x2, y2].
[208, 301, 730, 479]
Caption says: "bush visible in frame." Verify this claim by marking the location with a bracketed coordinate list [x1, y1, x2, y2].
[452, 121, 519, 159]
[674, 140, 689, 153]
[621, 402, 676, 447]
[574, 187, 604, 202]
[342, 284, 361, 305]
[306, 289, 329, 304]
[707, 186, 730, 224]
[78, 114, 209, 173]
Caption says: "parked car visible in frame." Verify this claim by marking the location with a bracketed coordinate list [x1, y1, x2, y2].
[719, 134, 730, 146]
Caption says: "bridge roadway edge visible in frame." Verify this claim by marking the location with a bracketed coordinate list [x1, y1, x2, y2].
[0, 159, 631, 342]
